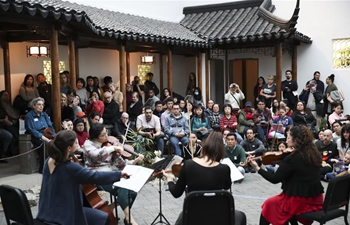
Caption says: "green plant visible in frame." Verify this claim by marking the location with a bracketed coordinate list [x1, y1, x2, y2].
[125, 127, 156, 168]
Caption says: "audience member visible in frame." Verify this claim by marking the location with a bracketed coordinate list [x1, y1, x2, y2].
[60, 93, 74, 121]
[183, 101, 193, 120]
[269, 107, 293, 139]
[189, 87, 204, 107]
[59, 72, 70, 94]
[36, 73, 52, 116]
[191, 105, 211, 140]
[128, 92, 143, 122]
[160, 98, 174, 127]
[144, 72, 159, 101]
[225, 83, 245, 109]
[315, 129, 338, 180]
[75, 78, 88, 109]
[328, 103, 350, 126]
[126, 83, 133, 108]
[220, 104, 243, 143]
[178, 99, 186, 112]
[208, 103, 222, 131]
[102, 76, 112, 92]
[265, 142, 288, 174]
[259, 75, 276, 108]
[225, 132, 246, 176]
[185, 72, 196, 96]
[253, 100, 272, 143]
[307, 71, 324, 94]
[164, 104, 189, 156]
[332, 121, 342, 142]
[253, 76, 266, 108]
[182, 132, 202, 160]
[271, 99, 279, 116]
[86, 76, 99, 99]
[281, 70, 298, 111]
[109, 82, 123, 112]
[337, 124, 350, 160]
[153, 101, 164, 118]
[325, 152, 350, 181]
[144, 89, 160, 110]
[93, 76, 104, 101]
[204, 99, 214, 117]
[85, 91, 104, 118]
[115, 112, 133, 141]
[324, 74, 344, 115]
[132, 76, 145, 103]
[74, 118, 88, 149]
[238, 101, 255, 136]
[19, 74, 40, 109]
[161, 88, 172, 103]
[61, 119, 73, 131]
[136, 106, 164, 154]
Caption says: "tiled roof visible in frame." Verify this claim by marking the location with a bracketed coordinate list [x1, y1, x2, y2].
[180, 0, 311, 45]
[0, 0, 208, 47]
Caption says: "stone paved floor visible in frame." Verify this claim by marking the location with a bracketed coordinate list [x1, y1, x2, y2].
[0, 158, 349, 225]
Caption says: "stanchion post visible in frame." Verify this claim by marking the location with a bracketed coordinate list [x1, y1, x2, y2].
[19, 134, 38, 174]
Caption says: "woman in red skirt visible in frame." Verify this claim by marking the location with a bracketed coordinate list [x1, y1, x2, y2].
[248, 125, 324, 225]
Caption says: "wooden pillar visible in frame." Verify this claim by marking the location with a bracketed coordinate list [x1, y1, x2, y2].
[225, 50, 229, 93]
[51, 25, 61, 132]
[68, 38, 76, 89]
[205, 51, 210, 103]
[159, 54, 164, 92]
[3, 41, 11, 99]
[119, 44, 126, 111]
[166, 49, 172, 93]
[75, 47, 79, 78]
[292, 46, 297, 82]
[197, 53, 202, 91]
[276, 43, 282, 101]
[126, 52, 131, 84]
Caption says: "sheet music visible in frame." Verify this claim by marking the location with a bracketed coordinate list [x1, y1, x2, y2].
[221, 158, 244, 182]
[113, 165, 154, 192]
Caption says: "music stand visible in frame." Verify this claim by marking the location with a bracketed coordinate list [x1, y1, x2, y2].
[150, 155, 182, 225]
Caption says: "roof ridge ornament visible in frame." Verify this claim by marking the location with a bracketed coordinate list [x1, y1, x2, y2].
[258, 0, 299, 31]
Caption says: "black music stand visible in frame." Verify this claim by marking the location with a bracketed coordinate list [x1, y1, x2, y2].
[150, 174, 170, 225]
[150, 156, 177, 225]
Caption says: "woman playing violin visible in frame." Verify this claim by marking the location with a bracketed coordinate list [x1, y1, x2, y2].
[248, 125, 324, 225]
[83, 123, 143, 225]
[162, 131, 246, 225]
[37, 130, 129, 225]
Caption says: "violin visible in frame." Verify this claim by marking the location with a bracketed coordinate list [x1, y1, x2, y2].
[240, 156, 261, 167]
[104, 136, 151, 164]
[154, 162, 182, 178]
[260, 148, 294, 165]
[43, 127, 54, 140]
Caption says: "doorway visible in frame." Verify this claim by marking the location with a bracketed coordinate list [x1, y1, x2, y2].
[210, 59, 225, 107]
[230, 59, 258, 106]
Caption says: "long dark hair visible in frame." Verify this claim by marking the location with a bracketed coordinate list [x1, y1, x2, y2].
[194, 105, 206, 123]
[289, 125, 322, 166]
[47, 130, 77, 165]
[187, 72, 196, 90]
[200, 131, 224, 164]
[23, 74, 35, 87]
[341, 124, 350, 149]
[256, 76, 266, 86]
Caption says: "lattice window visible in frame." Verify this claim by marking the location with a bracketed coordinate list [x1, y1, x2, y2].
[43, 60, 66, 84]
[137, 65, 151, 84]
[333, 39, 350, 69]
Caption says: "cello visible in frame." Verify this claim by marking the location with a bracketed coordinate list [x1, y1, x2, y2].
[70, 154, 118, 225]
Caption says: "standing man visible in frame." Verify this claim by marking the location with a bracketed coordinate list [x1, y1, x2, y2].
[306, 71, 325, 94]
[164, 104, 189, 156]
[225, 132, 246, 176]
[315, 129, 338, 180]
[281, 70, 298, 111]
[144, 72, 159, 101]
[224, 83, 245, 109]
[37, 73, 52, 117]
[136, 106, 164, 154]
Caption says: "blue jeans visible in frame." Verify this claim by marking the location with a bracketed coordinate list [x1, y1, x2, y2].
[0, 128, 12, 156]
[232, 131, 243, 144]
[169, 135, 189, 156]
[256, 126, 268, 142]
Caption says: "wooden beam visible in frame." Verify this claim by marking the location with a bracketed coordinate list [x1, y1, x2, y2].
[166, 49, 173, 93]
[75, 48, 79, 78]
[119, 44, 127, 112]
[126, 51, 130, 84]
[2, 41, 11, 99]
[292, 46, 297, 82]
[197, 53, 202, 91]
[205, 51, 210, 103]
[51, 25, 61, 132]
[68, 38, 76, 89]
[159, 54, 164, 93]
[225, 50, 229, 93]
[276, 42, 282, 101]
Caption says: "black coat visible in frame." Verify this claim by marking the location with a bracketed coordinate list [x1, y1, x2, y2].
[103, 100, 120, 125]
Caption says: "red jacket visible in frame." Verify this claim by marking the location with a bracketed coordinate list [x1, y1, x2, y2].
[220, 114, 238, 132]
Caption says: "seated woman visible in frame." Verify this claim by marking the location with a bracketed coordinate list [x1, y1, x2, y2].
[328, 103, 350, 126]
[83, 123, 143, 225]
[60, 93, 74, 121]
[269, 107, 294, 139]
[182, 132, 202, 160]
[85, 91, 105, 118]
[291, 101, 316, 126]
[163, 131, 246, 225]
[37, 130, 129, 225]
[220, 104, 243, 143]
[25, 97, 56, 173]
[248, 125, 324, 225]
[0, 90, 20, 156]
[191, 105, 211, 140]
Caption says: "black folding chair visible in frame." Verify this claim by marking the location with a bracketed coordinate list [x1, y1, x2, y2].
[0, 184, 44, 225]
[183, 190, 240, 225]
[290, 174, 350, 225]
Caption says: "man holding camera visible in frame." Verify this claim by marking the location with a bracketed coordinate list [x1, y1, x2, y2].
[299, 79, 323, 130]
[224, 83, 245, 109]
[136, 106, 164, 154]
